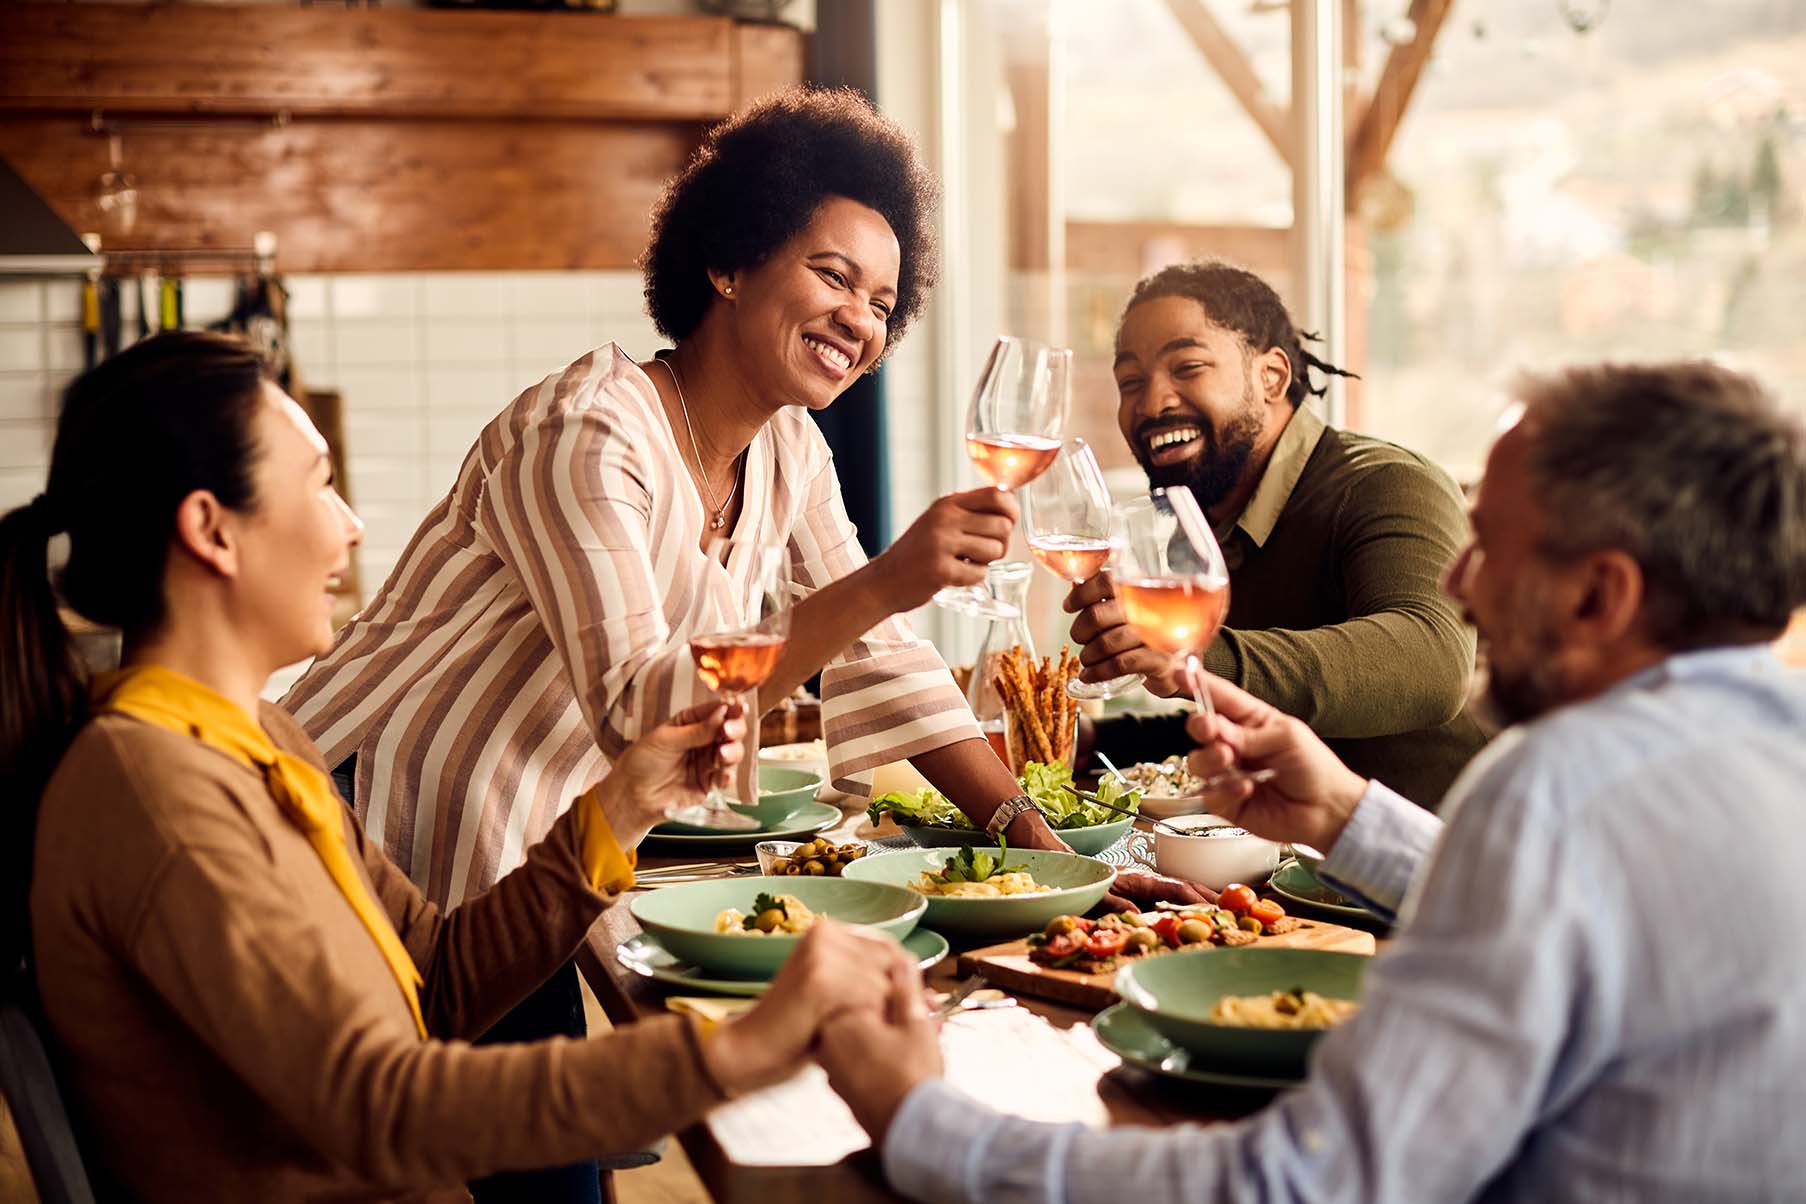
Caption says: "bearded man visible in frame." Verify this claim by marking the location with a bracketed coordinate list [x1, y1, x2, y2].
[1072, 261, 1487, 806]
[822, 359, 1806, 1203]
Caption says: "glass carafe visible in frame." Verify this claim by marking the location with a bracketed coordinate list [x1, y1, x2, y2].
[964, 560, 1037, 763]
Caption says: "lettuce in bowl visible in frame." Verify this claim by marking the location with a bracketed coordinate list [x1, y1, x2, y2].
[867, 761, 1140, 832]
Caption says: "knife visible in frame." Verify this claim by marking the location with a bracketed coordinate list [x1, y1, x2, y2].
[930, 973, 988, 1019]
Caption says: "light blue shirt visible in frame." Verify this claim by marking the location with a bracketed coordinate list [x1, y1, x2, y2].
[883, 647, 1806, 1203]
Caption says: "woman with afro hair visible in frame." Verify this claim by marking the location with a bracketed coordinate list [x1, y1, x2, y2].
[283, 86, 1077, 1201]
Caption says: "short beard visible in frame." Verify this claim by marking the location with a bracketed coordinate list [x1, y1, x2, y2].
[1183, 407, 1262, 511]
[1477, 587, 1572, 727]
[1133, 377, 1265, 509]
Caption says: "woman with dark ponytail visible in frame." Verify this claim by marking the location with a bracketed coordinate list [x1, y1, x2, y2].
[1, 332, 267, 978]
[5, 332, 911, 1202]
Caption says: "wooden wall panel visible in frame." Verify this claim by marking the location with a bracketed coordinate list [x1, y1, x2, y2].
[0, 7, 735, 120]
[0, 8, 807, 272]
[0, 115, 701, 272]
[731, 23, 807, 109]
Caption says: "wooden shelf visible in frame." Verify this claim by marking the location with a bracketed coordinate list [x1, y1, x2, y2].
[0, 6, 761, 121]
[0, 5, 806, 272]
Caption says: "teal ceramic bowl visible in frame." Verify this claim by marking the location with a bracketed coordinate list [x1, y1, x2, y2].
[842, 848, 1116, 937]
[896, 815, 1134, 857]
[729, 765, 823, 829]
[1114, 948, 1370, 1078]
[629, 875, 924, 979]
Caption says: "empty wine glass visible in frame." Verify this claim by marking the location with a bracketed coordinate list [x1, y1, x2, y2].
[665, 539, 790, 831]
[1023, 437, 1142, 700]
[1111, 487, 1269, 788]
[934, 336, 1071, 619]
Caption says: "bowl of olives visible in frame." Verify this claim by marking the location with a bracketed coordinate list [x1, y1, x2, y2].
[757, 837, 867, 877]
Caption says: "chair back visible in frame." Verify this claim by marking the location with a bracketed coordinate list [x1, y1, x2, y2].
[0, 994, 97, 1204]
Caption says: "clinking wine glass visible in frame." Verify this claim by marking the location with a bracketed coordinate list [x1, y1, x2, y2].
[1110, 486, 1270, 789]
[665, 539, 791, 831]
[933, 335, 1071, 619]
[1022, 437, 1143, 700]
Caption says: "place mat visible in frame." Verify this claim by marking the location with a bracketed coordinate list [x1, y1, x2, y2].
[705, 1005, 1116, 1167]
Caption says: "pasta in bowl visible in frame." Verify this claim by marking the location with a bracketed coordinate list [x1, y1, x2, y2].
[631, 876, 923, 979]
[844, 844, 1113, 937]
[714, 891, 817, 935]
[1116, 948, 1371, 1079]
[1207, 988, 1360, 1030]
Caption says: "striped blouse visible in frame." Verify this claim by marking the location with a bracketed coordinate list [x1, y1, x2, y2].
[283, 344, 977, 906]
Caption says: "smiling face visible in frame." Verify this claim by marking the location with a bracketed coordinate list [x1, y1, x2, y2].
[715, 195, 900, 411]
[1112, 295, 1287, 511]
[230, 383, 364, 665]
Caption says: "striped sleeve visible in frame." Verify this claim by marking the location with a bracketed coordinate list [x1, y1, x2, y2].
[788, 446, 980, 795]
[469, 364, 709, 760]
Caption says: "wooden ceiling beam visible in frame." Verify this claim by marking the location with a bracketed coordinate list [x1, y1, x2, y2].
[1347, 0, 1455, 202]
[1160, 0, 1293, 167]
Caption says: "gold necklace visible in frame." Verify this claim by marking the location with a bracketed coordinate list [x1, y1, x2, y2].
[661, 357, 741, 531]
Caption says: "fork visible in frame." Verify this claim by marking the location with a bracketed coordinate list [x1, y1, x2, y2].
[930, 973, 989, 1019]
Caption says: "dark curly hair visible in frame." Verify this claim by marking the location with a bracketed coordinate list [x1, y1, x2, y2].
[641, 86, 940, 361]
[1124, 261, 1357, 408]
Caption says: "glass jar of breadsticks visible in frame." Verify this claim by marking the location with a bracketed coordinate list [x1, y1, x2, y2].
[993, 646, 1081, 777]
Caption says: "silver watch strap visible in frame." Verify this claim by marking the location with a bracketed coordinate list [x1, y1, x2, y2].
[984, 793, 1039, 838]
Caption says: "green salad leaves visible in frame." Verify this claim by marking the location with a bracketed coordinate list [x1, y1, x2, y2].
[867, 761, 1140, 833]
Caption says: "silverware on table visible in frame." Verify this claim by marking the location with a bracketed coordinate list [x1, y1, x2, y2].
[635, 861, 759, 888]
[637, 859, 758, 878]
[931, 973, 989, 1019]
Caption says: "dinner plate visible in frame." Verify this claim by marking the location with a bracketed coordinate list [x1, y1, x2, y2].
[645, 799, 843, 845]
[1090, 1003, 1300, 1092]
[615, 927, 951, 996]
[1266, 858, 1374, 921]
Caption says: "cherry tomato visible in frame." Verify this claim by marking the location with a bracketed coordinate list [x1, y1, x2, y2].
[1044, 933, 1082, 959]
[1151, 914, 1183, 948]
[1219, 883, 1258, 914]
[1248, 899, 1286, 926]
[1085, 928, 1129, 959]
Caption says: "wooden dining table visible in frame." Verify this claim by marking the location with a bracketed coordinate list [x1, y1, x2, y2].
[576, 790, 1320, 1204]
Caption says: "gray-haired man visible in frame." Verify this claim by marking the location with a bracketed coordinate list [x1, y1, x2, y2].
[821, 361, 1806, 1203]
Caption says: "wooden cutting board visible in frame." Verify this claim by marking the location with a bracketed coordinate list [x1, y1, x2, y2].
[957, 918, 1377, 1011]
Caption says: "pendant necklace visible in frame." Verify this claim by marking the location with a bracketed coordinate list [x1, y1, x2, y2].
[662, 357, 741, 531]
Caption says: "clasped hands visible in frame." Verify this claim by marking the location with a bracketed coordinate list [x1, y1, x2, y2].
[697, 920, 944, 1145]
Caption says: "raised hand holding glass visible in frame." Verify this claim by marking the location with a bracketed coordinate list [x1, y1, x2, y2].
[933, 336, 1070, 619]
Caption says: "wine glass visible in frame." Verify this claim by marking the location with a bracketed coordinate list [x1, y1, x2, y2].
[1110, 486, 1269, 788]
[665, 539, 791, 831]
[1022, 437, 1142, 700]
[933, 335, 1071, 619]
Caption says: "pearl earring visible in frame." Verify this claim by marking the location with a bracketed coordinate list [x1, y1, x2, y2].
[724, 286, 734, 295]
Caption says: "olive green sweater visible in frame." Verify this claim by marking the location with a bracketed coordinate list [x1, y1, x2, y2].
[1097, 406, 1489, 808]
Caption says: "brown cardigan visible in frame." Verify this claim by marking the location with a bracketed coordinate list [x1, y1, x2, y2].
[29, 701, 722, 1202]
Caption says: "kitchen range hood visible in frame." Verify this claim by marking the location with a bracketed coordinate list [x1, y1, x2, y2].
[0, 158, 100, 277]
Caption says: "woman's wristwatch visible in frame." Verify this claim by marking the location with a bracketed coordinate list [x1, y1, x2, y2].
[984, 793, 1042, 838]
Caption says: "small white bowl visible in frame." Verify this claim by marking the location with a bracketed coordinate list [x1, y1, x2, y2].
[1124, 814, 1281, 890]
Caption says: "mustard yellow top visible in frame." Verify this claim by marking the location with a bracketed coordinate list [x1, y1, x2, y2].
[93, 665, 635, 1040]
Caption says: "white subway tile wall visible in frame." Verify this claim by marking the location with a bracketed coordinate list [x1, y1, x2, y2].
[0, 272, 662, 592]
